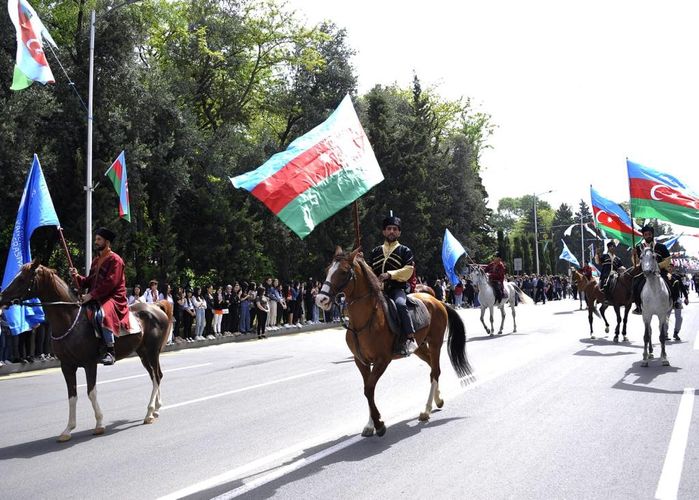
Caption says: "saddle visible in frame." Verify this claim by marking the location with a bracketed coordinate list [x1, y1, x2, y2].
[382, 294, 431, 338]
[86, 305, 142, 338]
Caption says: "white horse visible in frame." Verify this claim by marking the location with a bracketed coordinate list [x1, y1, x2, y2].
[469, 266, 531, 335]
[639, 247, 673, 367]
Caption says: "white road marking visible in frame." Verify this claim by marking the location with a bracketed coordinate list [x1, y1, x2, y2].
[159, 334, 567, 500]
[76, 363, 211, 388]
[655, 387, 695, 500]
[159, 369, 326, 411]
[694, 330, 699, 350]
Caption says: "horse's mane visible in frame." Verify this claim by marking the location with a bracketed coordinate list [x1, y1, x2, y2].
[354, 256, 382, 295]
[33, 265, 76, 301]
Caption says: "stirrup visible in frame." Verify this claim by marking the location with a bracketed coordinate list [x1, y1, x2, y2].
[99, 351, 116, 365]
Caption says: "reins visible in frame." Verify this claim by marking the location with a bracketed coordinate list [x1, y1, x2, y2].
[50, 304, 84, 341]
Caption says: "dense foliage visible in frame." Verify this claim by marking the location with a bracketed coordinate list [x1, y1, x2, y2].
[0, 0, 494, 286]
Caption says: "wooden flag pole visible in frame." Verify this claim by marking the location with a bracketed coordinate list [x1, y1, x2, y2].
[57, 227, 82, 292]
[353, 200, 362, 251]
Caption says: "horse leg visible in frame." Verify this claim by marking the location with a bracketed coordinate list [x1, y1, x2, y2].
[84, 363, 105, 435]
[601, 304, 610, 334]
[497, 306, 505, 335]
[59, 364, 78, 442]
[138, 348, 159, 424]
[363, 359, 390, 437]
[621, 305, 631, 342]
[511, 301, 517, 333]
[642, 321, 651, 367]
[153, 359, 164, 418]
[660, 318, 670, 366]
[414, 343, 442, 421]
[613, 306, 621, 343]
[587, 306, 595, 339]
[479, 307, 490, 335]
[354, 358, 375, 437]
[489, 307, 495, 335]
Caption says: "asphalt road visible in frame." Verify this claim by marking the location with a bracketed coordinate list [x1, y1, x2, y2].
[0, 297, 697, 500]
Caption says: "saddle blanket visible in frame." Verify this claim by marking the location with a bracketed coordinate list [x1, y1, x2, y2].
[86, 307, 142, 338]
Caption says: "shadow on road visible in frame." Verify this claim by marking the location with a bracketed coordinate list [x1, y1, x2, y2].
[612, 361, 684, 395]
[573, 346, 635, 357]
[0, 419, 142, 460]
[467, 332, 527, 342]
[184, 414, 467, 500]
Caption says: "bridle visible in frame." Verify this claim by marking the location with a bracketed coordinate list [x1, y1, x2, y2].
[316, 259, 355, 306]
[5, 267, 80, 307]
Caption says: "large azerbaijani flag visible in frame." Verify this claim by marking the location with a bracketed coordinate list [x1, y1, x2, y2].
[590, 185, 640, 247]
[104, 151, 131, 222]
[627, 159, 699, 228]
[231, 95, 384, 238]
[7, 0, 57, 90]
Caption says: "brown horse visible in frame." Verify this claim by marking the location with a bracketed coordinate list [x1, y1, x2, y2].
[571, 269, 634, 342]
[0, 260, 172, 442]
[315, 247, 472, 437]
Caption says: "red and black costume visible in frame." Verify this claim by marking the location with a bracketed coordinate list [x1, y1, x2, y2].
[485, 258, 507, 302]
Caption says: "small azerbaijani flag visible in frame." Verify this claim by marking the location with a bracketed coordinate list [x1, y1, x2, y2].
[8, 0, 57, 90]
[105, 151, 131, 222]
[230, 95, 384, 238]
[590, 185, 641, 248]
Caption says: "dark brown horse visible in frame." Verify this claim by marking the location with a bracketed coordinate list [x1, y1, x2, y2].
[315, 247, 472, 437]
[571, 269, 634, 342]
[0, 260, 172, 442]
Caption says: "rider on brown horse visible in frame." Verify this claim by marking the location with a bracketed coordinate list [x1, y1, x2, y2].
[596, 240, 624, 301]
[484, 252, 507, 303]
[369, 213, 417, 356]
[632, 225, 671, 314]
[69, 227, 129, 365]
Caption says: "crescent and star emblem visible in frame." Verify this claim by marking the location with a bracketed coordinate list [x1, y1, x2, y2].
[25, 38, 44, 55]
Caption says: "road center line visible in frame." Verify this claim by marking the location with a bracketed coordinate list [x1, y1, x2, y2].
[159, 369, 326, 411]
[77, 363, 212, 388]
[655, 387, 695, 500]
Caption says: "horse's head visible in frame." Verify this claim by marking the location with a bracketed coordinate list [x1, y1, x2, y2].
[640, 247, 659, 275]
[0, 258, 42, 307]
[468, 265, 485, 285]
[316, 246, 360, 311]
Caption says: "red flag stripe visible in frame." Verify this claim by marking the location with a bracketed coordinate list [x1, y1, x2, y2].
[250, 127, 366, 214]
[630, 178, 699, 210]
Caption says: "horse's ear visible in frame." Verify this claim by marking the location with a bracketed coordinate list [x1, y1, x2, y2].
[350, 247, 361, 262]
[334, 246, 344, 257]
[30, 258, 41, 271]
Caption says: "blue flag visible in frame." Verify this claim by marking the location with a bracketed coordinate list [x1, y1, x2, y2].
[1, 155, 60, 334]
[442, 229, 466, 285]
[558, 239, 580, 268]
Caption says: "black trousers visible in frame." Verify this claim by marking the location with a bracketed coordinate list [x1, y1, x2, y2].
[387, 287, 415, 336]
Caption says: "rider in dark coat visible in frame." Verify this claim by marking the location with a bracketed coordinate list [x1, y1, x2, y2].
[595, 240, 624, 300]
[668, 264, 689, 341]
[369, 213, 417, 356]
[632, 225, 671, 314]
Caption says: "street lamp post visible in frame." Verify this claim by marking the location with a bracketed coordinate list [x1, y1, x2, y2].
[84, 1, 140, 271]
[533, 190, 553, 275]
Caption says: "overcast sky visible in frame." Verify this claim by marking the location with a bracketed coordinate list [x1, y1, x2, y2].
[286, 0, 699, 254]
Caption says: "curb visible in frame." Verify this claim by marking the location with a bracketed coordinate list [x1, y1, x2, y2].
[0, 320, 342, 377]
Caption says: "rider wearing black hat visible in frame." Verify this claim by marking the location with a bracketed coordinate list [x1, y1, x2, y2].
[369, 212, 417, 356]
[595, 240, 625, 301]
[632, 225, 671, 314]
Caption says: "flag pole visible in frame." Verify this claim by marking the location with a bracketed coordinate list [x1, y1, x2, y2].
[57, 227, 81, 292]
[352, 201, 361, 250]
[626, 157, 638, 264]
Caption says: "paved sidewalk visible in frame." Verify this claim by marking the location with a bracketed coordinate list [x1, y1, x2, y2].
[0, 320, 342, 377]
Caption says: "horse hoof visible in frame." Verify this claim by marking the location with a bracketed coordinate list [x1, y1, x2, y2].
[613, 336, 619, 343]
[376, 422, 387, 437]
[623, 336, 629, 342]
[418, 412, 430, 422]
[649, 353, 655, 359]
[641, 361, 649, 367]
[605, 327, 609, 333]
[143, 417, 155, 425]
[513, 328, 517, 333]
[489, 332, 494, 337]
[93, 427, 105, 436]
[590, 335, 596, 340]
[153, 412, 160, 419]
[361, 427, 375, 437]
[57, 434, 71, 443]
[436, 399, 444, 409]
[497, 331, 503, 335]
[662, 360, 670, 367]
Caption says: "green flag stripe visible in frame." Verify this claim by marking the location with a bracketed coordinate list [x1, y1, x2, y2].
[277, 166, 383, 238]
[10, 66, 32, 91]
[631, 198, 699, 228]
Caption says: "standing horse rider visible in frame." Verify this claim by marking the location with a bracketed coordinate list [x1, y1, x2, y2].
[369, 213, 417, 356]
[632, 225, 671, 314]
[595, 240, 624, 300]
[69, 227, 130, 365]
[484, 252, 507, 303]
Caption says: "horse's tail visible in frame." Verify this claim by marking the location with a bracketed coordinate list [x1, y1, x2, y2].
[511, 284, 533, 305]
[445, 304, 474, 381]
[156, 300, 174, 349]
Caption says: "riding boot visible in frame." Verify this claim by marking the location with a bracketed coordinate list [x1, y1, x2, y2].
[99, 344, 116, 365]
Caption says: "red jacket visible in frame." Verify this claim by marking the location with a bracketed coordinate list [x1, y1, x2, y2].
[485, 260, 506, 282]
[76, 250, 130, 333]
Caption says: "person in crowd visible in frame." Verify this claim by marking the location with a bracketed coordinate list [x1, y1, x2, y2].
[173, 286, 184, 341]
[254, 286, 270, 339]
[239, 282, 252, 334]
[248, 281, 258, 331]
[230, 282, 241, 335]
[144, 279, 163, 303]
[128, 284, 143, 305]
[265, 277, 279, 330]
[213, 286, 224, 336]
[668, 264, 689, 341]
[204, 285, 215, 339]
[454, 279, 464, 308]
[193, 287, 207, 340]
[534, 275, 547, 304]
[181, 288, 196, 341]
[221, 284, 233, 335]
